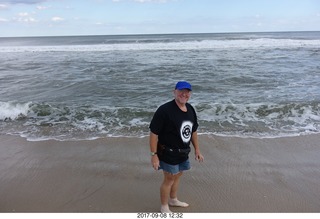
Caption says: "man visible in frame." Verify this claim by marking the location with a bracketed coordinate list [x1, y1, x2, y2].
[149, 81, 204, 213]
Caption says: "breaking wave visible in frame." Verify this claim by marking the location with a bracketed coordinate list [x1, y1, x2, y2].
[1, 38, 320, 53]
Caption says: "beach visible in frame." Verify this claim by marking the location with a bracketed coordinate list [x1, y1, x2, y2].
[0, 134, 320, 213]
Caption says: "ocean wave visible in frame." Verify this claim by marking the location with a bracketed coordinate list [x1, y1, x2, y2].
[0, 101, 31, 121]
[1, 38, 320, 53]
[1, 101, 320, 140]
[0, 102, 152, 140]
[196, 102, 320, 136]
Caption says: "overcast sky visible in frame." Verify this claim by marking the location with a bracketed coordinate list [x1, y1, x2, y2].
[0, 0, 320, 37]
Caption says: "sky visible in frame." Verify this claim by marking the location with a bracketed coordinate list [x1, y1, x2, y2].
[0, 0, 320, 37]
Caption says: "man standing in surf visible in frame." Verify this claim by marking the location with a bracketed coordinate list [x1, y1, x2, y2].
[149, 81, 204, 213]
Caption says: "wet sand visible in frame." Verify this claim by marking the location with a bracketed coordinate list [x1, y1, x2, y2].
[0, 134, 320, 212]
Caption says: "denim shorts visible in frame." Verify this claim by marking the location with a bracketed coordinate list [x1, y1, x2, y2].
[159, 159, 191, 175]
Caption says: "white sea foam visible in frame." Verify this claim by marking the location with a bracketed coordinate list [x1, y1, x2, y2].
[1, 38, 320, 53]
[0, 102, 31, 120]
[128, 118, 149, 126]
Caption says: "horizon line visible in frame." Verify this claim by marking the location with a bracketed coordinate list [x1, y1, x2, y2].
[1, 30, 320, 38]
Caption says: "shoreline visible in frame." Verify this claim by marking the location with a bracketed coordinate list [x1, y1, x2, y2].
[1, 134, 320, 212]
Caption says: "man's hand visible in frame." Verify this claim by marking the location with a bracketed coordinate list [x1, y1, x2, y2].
[195, 152, 204, 162]
[151, 155, 160, 170]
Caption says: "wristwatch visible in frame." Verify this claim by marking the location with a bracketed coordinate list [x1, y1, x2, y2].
[150, 152, 157, 156]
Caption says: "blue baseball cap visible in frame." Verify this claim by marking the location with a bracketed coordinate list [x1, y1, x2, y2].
[175, 81, 192, 91]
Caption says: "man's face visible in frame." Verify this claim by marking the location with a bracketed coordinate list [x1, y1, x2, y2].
[174, 89, 191, 105]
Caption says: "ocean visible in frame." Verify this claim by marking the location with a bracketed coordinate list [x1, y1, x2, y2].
[1, 31, 320, 141]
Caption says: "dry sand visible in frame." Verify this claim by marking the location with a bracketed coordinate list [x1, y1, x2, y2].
[0, 134, 320, 212]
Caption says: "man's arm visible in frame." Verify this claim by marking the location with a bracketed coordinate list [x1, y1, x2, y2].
[149, 132, 158, 152]
[149, 132, 160, 170]
[191, 131, 204, 162]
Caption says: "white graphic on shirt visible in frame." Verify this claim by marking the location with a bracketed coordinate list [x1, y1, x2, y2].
[180, 121, 193, 143]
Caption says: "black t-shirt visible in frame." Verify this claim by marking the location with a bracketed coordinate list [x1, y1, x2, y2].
[149, 99, 198, 164]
